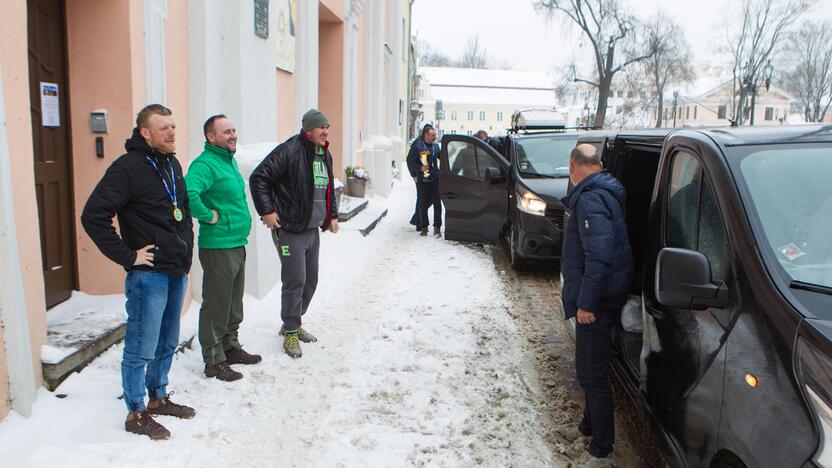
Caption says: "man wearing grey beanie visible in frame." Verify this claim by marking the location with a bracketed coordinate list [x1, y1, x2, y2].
[249, 108, 340, 358]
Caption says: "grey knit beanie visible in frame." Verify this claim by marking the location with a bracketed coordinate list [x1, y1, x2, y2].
[302, 109, 329, 132]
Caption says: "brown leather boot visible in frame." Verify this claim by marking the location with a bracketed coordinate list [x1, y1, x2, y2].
[434, 226, 441, 238]
[225, 347, 262, 365]
[147, 392, 196, 419]
[420, 228, 428, 237]
[205, 361, 243, 381]
[125, 410, 171, 440]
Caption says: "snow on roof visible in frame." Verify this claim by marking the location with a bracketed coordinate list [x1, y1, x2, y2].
[419, 67, 557, 106]
[420, 67, 555, 89]
[428, 86, 556, 106]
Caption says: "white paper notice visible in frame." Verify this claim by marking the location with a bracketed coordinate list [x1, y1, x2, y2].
[40, 82, 60, 127]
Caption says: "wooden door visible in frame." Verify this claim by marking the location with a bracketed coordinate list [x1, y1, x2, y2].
[28, 0, 76, 308]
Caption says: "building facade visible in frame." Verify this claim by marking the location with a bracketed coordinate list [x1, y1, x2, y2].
[416, 67, 558, 139]
[0, 0, 413, 421]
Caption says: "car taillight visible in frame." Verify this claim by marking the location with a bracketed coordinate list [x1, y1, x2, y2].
[797, 338, 832, 466]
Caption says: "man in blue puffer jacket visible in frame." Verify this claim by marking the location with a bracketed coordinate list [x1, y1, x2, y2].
[560, 143, 634, 466]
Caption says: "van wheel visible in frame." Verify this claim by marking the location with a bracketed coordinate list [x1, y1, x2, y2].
[509, 226, 527, 271]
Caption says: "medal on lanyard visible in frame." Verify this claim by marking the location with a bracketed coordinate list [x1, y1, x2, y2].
[146, 156, 183, 222]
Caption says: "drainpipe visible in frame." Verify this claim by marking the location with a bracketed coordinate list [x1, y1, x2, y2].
[0, 55, 37, 417]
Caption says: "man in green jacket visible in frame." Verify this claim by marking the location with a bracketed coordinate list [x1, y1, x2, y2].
[186, 115, 260, 382]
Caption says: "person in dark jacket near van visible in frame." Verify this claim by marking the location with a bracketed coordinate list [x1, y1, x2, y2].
[561, 143, 634, 466]
[406, 124, 442, 237]
[249, 109, 339, 359]
[81, 104, 196, 440]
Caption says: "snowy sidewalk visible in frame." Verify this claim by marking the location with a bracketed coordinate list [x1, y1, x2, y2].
[0, 181, 560, 467]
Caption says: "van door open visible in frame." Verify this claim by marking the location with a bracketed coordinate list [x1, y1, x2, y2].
[438, 135, 509, 243]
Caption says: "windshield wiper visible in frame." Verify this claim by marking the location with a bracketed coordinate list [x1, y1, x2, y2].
[790, 280, 832, 296]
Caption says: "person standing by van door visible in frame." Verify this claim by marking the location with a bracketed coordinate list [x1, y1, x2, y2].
[561, 143, 634, 466]
[407, 124, 438, 232]
[82, 104, 196, 440]
[186, 115, 261, 383]
[406, 124, 442, 237]
[249, 109, 339, 359]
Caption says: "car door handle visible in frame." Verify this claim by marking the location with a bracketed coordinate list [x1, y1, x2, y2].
[444, 192, 458, 199]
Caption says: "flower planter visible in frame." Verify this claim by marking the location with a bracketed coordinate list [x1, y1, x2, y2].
[345, 177, 366, 198]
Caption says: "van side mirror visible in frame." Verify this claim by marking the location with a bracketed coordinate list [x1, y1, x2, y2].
[485, 167, 506, 185]
[655, 247, 729, 310]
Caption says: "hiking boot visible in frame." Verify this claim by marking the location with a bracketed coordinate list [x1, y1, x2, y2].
[125, 410, 170, 440]
[280, 326, 318, 343]
[147, 392, 196, 419]
[225, 347, 262, 365]
[420, 228, 428, 237]
[205, 361, 243, 382]
[283, 334, 302, 358]
[573, 450, 616, 468]
[433, 227, 441, 238]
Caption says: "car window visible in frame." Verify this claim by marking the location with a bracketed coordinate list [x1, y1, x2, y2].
[515, 135, 578, 177]
[738, 144, 832, 289]
[447, 140, 483, 181]
[666, 151, 702, 250]
[666, 150, 728, 280]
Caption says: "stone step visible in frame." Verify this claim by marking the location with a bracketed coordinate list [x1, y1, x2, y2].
[338, 194, 369, 221]
[41, 292, 127, 391]
[340, 202, 388, 236]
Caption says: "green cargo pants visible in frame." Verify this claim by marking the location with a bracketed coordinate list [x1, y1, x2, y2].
[198, 246, 246, 366]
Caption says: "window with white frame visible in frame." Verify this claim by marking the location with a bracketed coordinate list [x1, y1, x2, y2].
[467, 110, 474, 120]
[450, 110, 457, 121]
[479, 111, 486, 121]
[497, 111, 503, 121]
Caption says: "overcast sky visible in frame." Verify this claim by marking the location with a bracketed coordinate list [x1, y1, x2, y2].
[411, 0, 832, 75]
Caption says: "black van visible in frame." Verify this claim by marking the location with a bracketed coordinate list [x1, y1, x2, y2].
[571, 125, 832, 467]
[437, 110, 581, 269]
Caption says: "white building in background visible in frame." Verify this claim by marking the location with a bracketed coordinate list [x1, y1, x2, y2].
[416, 67, 562, 138]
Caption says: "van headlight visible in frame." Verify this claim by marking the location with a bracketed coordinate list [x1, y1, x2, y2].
[797, 339, 832, 467]
[517, 185, 546, 216]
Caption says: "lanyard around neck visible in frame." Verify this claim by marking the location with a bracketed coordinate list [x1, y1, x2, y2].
[145, 156, 177, 207]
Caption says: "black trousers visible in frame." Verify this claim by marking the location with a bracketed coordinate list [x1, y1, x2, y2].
[575, 309, 617, 457]
[417, 181, 441, 229]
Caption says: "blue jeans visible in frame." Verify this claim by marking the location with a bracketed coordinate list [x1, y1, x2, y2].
[122, 270, 187, 412]
[575, 309, 617, 457]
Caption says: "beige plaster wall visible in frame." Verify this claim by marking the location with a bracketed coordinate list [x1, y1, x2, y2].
[0, 0, 47, 397]
[355, 12, 367, 168]
[277, 70, 297, 141]
[318, 10, 344, 176]
[67, 0, 137, 294]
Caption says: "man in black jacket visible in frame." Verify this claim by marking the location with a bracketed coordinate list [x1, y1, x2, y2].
[406, 124, 442, 237]
[81, 104, 195, 440]
[249, 109, 339, 359]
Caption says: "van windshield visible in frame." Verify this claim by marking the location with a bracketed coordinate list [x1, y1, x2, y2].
[515, 135, 579, 178]
[738, 143, 832, 289]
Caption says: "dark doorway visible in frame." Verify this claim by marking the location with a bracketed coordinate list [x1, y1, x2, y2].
[28, 0, 77, 308]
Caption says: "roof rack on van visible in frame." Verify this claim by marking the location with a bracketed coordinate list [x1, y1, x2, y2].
[510, 108, 598, 133]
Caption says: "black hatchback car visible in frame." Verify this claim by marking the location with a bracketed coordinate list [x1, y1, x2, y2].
[571, 125, 832, 467]
[437, 110, 581, 269]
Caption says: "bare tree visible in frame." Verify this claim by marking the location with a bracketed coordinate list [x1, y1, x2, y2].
[415, 39, 453, 67]
[782, 20, 832, 122]
[535, 0, 656, 127]
[459, 35, 489, 69]
[642, 12, 694, 127]
[722, 0, 813, 124]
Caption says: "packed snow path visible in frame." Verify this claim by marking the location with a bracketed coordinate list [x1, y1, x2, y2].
[0, 181, 566, 467]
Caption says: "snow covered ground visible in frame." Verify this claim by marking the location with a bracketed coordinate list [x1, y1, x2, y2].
[0, 181, 565, 467]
